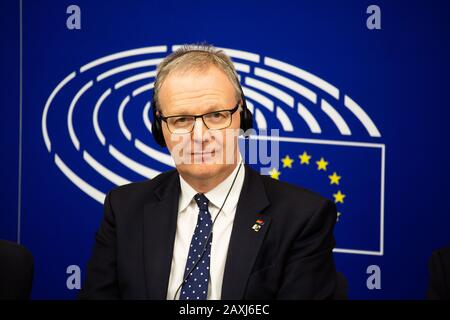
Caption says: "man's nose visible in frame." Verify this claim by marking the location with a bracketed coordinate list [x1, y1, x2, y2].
[192, 117, 210, 142]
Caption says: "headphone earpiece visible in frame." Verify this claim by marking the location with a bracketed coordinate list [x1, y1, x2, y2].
[239, 94, 253, 134]
[151, 95, 167, 147]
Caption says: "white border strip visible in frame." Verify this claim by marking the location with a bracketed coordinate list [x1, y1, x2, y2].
[253, 134, 384, 148]
[251, 134, 385, 256]
[333, 248, 383, 256]
[18, 0, 23, 243]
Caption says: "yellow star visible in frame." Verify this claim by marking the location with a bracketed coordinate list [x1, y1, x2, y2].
[333, 190, 346, 204]
[281, 155, 294, 168]
[299, 151, 311, 165]
[268, 167, 281, 180]
[328, 172, 341, 185]
[316, 157, 329, 171]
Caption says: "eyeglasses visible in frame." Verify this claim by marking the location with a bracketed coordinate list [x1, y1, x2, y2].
[157, 103, 240, 134]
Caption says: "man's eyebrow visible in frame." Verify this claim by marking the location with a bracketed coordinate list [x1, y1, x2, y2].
[168, 104, 227, 116]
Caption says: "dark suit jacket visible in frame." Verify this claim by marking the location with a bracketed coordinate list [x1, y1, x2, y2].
[79, 165, 339, 299]
[0, 240, 34, 299]
[427, 245, 450, 299]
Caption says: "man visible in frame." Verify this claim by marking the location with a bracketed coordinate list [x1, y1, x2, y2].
[79, 44, 339, 300]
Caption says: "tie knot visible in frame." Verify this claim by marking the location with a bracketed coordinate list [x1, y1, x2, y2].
[194, 193, 209, 211]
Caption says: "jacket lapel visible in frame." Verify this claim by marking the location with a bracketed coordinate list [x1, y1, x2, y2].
[221, 165, 271, 299]
[143, 171, 180, 299]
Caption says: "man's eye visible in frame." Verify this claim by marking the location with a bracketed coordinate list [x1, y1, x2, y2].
[211, 112, 225, 118]
[174, 117, 188, 123]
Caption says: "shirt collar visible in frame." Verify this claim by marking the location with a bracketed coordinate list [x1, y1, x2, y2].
[178, 175, 199, 213]
[178, 155, 245, 217]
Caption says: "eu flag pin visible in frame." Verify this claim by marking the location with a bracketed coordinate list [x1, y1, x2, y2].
[252, 218, 265, 232]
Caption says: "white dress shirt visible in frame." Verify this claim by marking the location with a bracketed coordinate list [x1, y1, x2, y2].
[166, 160, 245, 300]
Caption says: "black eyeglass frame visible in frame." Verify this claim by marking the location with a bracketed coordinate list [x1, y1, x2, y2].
[156, 103, 241, 134]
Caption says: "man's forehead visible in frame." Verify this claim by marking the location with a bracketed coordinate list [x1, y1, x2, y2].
[158, 67, 236, 113]
[162, 65, 230, 88]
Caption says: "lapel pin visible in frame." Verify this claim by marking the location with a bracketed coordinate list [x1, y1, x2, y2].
[252, 218, 265, 232]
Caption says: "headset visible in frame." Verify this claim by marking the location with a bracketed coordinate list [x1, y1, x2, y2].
[150, 56, 253, 147]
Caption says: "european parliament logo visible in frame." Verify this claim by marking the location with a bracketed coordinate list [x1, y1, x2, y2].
[41, 45, 385, 256]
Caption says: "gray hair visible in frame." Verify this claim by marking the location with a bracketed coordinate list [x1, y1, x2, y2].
[153, 43, 242, 111]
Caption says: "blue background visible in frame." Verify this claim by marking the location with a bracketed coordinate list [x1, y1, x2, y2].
[1, 0, 450, 299]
